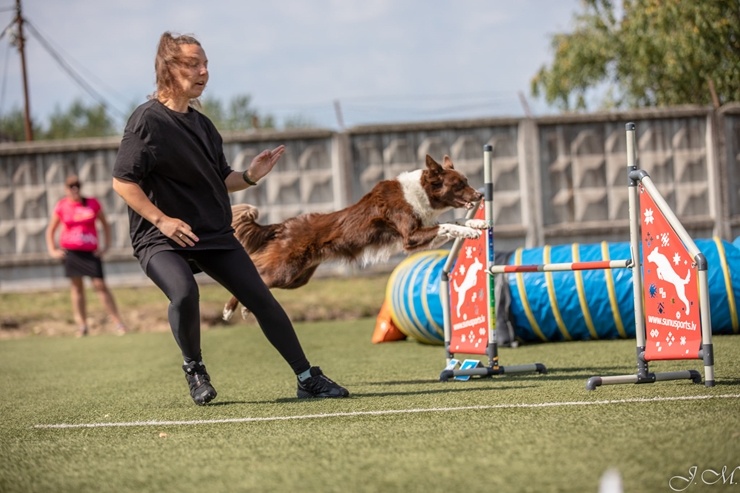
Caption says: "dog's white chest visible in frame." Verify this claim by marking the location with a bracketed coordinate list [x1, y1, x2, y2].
[397, 170, 442, 226]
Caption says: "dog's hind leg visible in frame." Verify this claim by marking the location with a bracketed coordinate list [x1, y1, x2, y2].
[222, 295, 239, 322]
[240, 305, 252, 320]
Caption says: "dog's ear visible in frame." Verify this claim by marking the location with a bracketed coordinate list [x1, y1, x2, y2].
[425, 154, 443, 173]
[442, 155, 455, 170]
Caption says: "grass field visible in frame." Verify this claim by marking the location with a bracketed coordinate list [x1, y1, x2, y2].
[2, 309, 739, 493]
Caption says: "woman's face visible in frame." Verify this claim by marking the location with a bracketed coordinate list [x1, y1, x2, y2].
[174, 43, 209, 99]
[66, 180, 81, 200]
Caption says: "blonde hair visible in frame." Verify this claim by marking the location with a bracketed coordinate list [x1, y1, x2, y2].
[151, 31, 203, 108]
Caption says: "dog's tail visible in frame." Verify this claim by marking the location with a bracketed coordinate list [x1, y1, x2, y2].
[231, 204, 278, 254]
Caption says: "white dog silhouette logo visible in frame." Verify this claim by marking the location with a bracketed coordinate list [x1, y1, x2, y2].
[647, 246, 691, 315]
[453, 256, 483, 317]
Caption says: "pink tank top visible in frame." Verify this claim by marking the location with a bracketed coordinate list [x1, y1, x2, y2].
[54, 197, 102, 252]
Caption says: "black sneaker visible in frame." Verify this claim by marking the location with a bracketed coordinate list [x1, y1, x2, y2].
[183, 361, 218, 405]
[297, 367, 349, 398]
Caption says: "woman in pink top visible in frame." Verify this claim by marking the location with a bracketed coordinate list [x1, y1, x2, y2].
[46, 175, 127, 337]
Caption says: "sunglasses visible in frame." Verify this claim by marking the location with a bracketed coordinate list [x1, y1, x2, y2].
[67, 183, 81, 189]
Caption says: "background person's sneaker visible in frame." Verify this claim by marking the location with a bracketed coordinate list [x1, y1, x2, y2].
[183, 361, 217, 405]
[297, 367, 349, 398]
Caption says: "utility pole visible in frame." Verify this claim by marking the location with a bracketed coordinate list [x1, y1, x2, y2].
[15, 0, 33, 141]
[333, 99, 345, 130]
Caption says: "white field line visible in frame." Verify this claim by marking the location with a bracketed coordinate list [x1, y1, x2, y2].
[34, 393, 740, 430]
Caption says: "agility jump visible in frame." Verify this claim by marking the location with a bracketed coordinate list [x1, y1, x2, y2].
[584, 123, 714, 390]
[439, 144, 546, 381]
[439, 122, 715, 389]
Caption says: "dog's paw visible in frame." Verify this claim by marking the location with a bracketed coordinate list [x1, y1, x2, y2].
[241, 306, 251, 320]
[439, 224, 482, 240]
[460, 227, 482, 239]
[465, 219, 487, 230]
[222, 306, 234, 322]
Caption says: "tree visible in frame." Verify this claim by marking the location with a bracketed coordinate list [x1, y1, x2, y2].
[0, 106, 43, 142]
[200, 94, 276, 131]
[45, 99, 118, 139]
[531, 0, 740, 111]
[0, 99, 119, 141]
[283, 114, 318, 129]
[0, 93, 306, 141]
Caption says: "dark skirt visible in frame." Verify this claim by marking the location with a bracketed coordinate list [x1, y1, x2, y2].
[64, 250, 105, 279]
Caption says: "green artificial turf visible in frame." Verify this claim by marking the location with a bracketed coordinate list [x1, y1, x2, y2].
[1, 321, 739, 493]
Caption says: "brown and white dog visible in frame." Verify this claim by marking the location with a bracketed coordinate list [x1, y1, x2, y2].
[223, 154, 485, 321]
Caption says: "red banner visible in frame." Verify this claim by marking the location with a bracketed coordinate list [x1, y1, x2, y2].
[640, 185, 702, 360]
[449, 203, 489, 355]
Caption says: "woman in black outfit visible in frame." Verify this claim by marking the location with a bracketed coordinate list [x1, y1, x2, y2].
[112, 31, 348, 405]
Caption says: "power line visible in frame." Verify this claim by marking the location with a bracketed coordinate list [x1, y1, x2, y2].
[23, 19, 128, 122]
[0, 17, 14, 40]
[0, 18, 19, 117]
[258, 91, 523, 124]
[0, 39, 10, 116]
[338, 90, 515, 103]
[23, 19, 132, 112]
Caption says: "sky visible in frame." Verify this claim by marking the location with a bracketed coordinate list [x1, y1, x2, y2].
[0, 0, 583, 131]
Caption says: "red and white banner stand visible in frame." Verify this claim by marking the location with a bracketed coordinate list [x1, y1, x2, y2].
[439, 146, 546, 381]
[448, 203, 490, 356]
[639, 185, 703, 362]
[586, 123, 715, 390]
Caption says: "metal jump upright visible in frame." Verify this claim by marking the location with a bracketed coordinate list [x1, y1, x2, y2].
[585, 122, 715, 390]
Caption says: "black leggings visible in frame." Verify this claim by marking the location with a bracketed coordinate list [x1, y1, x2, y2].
[145, 248, 310, 374]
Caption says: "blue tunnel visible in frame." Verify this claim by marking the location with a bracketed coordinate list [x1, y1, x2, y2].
[506, 238, 740, 342]
[387, 238, 740, 345]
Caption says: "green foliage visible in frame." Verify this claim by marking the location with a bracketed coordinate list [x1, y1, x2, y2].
[282, 113, 319, 129]
[0, 93, 298, 141]
[0, 105, 44, 141]
[531, 0, 740, 111]
[0, 99, 117, 141]
[45, 99, 118, 139]
[200, 94, 276, 131]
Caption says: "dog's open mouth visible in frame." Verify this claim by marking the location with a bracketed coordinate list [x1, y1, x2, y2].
[456, 199, 477, 209]
[451, 199, 476, 210]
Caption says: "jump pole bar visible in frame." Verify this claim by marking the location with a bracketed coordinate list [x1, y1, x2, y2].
[489, 259, 631, 274]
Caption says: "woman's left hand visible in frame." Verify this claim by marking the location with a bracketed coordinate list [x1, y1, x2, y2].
[247, 145, 286, 182]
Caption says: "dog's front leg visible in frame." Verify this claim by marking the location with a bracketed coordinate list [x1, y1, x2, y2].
[449, 217, 488, 230]
[464, 218, 487, 230]
[438, 223, 482, 240]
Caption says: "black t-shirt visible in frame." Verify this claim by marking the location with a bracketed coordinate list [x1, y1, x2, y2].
[113, 99, 240, 270]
